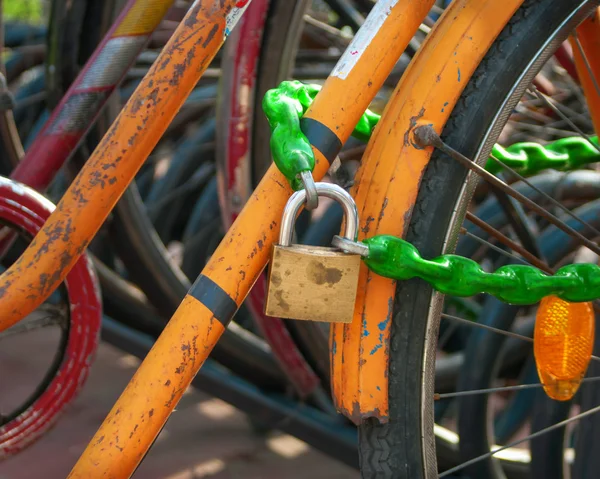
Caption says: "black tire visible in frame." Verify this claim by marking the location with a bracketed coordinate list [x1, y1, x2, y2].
[357, 1, 598, 477]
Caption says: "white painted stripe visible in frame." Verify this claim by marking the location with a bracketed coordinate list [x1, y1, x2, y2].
[224, 1, 252, 37]
[331, 0, 399, 80]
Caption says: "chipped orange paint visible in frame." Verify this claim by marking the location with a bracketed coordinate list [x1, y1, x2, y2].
[68, 295, 224, 478]
[0, 0, 237, 333]
[3, 5, 530, 477]
[333, 0, 525, 423]
[571, 8, 600, 135]
[303, 0, 439, 422]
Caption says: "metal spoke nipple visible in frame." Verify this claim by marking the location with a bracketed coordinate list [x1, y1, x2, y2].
[414, 124, 442, 148]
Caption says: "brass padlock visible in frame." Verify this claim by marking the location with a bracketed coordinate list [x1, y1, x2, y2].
[265, 182, 361, 323]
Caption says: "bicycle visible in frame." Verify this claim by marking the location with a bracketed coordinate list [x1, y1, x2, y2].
[2, 0, 600, 477]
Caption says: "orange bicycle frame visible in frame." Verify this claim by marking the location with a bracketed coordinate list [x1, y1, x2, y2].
[65, 0, 435, 475]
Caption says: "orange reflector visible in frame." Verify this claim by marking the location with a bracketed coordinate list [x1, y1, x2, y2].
[534, 296, 594, 401]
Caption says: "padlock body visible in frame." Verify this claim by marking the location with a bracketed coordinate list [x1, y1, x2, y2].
[265, 244, 361, 323]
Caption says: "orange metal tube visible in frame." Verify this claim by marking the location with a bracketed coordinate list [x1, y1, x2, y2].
[571, 8, 600, 135]
[302, 0, 437, 156]
[0, 0, 238, 332]
[68, 295, 224, 478]
[332, 0, 524, 422]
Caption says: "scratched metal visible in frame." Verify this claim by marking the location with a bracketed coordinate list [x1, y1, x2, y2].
[64, 2, 249, 476]
[219, 0, 321, 396]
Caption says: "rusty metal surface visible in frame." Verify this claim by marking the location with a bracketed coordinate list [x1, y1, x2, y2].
[217, 0, 322, 397]
[0, 0, 233, 334]
[320, 0, 437, 423]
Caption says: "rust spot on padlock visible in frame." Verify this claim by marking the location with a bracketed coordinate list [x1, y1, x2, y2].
[265, 183, 361, 323]
[274, 290, 290, 312]
[306, 261, 343, 285]
[270, 271, 282, 287]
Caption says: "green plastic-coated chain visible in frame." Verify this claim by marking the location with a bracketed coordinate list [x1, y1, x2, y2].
[263, 82, 600, 187]
[362, 235, 600, 305]
[263, 81, 380, 188]
[262, 81, 321, 190]
[489, 136, 600, 175]
[349, 107, 600, 174]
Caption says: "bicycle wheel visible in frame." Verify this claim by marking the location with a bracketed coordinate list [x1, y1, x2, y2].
[357, 1, 600, 477]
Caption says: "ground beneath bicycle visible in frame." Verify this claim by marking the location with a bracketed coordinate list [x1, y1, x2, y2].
[1, 335, 356, 479]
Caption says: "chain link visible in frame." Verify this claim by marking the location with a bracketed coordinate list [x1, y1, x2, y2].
[363, 235, 600, 305]
[488, 136, 600, 175]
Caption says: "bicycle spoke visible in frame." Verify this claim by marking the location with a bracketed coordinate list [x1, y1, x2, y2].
[0, 310, 65, 340]
[509, 121, 576, 138]
[516, 91, 590, 130]
[414, 125, 600, 256]
[441, 313, 532, 343]
[488, 153, 600, 239]
[513, 103, 564, 125]
[464, 212, 551, 272]
[439, 402, 600, 477]
[572, 32, 600, 102]
[527, 86, 600, 155]
[535, 90, 592, 126]
[465, 213, 600, 317]
[435, 375, 600, 400]
[561, 65, 591, 117]
[460, 227, 531, 267]
[441, 312, 600, 364]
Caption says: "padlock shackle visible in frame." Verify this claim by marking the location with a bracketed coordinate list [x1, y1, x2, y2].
[279, 183, 359, 247]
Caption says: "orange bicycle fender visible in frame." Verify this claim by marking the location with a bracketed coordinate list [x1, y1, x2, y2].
[331, 0, 525, 424]
[571, 8, 600, 135]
